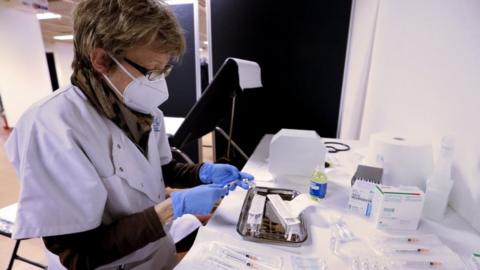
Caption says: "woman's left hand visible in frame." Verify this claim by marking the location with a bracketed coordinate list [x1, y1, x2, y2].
[199, 163, 254, 190]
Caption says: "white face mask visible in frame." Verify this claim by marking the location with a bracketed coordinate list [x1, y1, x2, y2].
[103, 55, 169, 114]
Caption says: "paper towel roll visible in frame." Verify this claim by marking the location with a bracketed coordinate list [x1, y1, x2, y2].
[365, 133, 433, 191]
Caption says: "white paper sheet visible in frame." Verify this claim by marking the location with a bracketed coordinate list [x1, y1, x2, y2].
[163, 116, 184, 136]
[286, 194, 318, 218]
[0, 203, 17, 223]
[174, 226, 324, 270]
[169, 214, 202, 244]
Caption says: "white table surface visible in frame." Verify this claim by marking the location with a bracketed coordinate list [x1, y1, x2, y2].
[202, 134, 480, 269]
[164, 116, 184, 136]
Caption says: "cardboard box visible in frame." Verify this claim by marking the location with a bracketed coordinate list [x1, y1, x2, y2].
[268, 129, 326, 177]
[372, 185, 425, 230]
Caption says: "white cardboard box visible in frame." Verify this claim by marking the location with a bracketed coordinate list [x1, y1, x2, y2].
[268, 129, 326, 177]
[372, 185, 425, 230]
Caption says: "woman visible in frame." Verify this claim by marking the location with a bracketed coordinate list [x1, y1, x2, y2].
[5, 0, 253, 269]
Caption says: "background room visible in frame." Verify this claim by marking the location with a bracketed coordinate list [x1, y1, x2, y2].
[0, 0, 479, 269]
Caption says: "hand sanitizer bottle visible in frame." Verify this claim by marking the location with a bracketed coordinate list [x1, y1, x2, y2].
[423, 136, 455, 221]
[310, 163, 328, 200]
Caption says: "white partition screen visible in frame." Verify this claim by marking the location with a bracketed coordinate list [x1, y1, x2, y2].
[352, 0, 480, 232]
[0, 8, 52, 127]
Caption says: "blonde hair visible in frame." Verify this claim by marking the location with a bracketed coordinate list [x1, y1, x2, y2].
[72, 0, 185, 72]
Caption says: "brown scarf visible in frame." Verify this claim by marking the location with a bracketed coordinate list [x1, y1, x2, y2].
[71, 66, 152, 156]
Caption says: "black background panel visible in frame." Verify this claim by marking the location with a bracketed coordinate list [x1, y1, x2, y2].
[210, 0, 352, 166]
[161, 3, 198, 118]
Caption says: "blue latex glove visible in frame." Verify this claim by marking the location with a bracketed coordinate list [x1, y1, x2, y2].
[199, 163, 255, 190]
[236, 172, 256, 189]
[171, 184, 228, 218]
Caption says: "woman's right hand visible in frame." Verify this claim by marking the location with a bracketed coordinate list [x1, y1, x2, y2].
[154, 198, 174, 225]
[170, 184, 228, 218]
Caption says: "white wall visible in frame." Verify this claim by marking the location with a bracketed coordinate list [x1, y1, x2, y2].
[341, 0, 480, 232]
[360, 0, 480, 141]
[0, 8, 52, 127]
[53, 42, 74, 88]
[338, 0, 380, 139]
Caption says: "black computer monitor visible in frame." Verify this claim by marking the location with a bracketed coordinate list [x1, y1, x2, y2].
[170, 58, 260, 149]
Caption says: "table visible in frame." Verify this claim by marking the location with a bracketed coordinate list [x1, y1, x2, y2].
[199, 135, 480, 268]
[164, 117, 184, 136]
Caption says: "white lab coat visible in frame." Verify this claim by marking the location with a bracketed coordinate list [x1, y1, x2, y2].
[5, 85, 177, 269]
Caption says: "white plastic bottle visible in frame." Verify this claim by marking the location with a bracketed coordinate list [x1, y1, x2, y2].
[423, 136, 455, 221]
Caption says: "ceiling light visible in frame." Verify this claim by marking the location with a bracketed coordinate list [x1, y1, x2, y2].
[165, 0, 195, 4]
[54, 35, 74, 41]
[203, 41, 208, 45]
[37, 12, 62, 20]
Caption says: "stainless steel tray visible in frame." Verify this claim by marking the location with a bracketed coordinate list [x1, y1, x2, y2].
[236, 186, 308, 247]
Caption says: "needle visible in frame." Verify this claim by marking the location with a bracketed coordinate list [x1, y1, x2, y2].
[392, 248, 430, 254]
[403, 261, 442, 268]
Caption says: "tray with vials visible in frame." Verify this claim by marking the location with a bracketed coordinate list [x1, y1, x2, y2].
[236, 186, 308, 247]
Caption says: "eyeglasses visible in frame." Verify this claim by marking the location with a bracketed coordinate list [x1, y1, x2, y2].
[123, 57, 174, 81]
